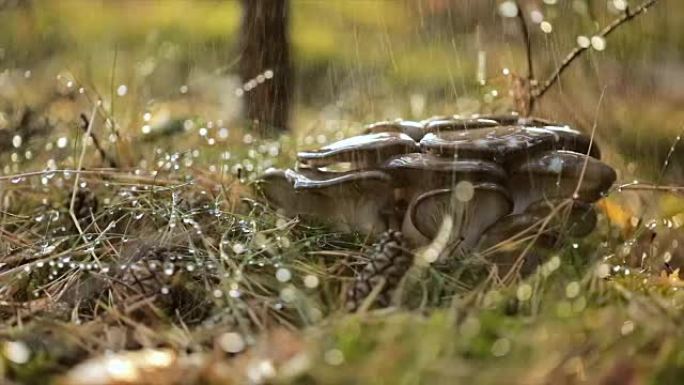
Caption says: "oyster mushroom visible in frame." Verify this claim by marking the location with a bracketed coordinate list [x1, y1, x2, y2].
[423, 117, 500, 133]
[364, 120, 425, 142]
[382, 152, 508, 208]
[297, 132, 419, 169]
[419, 124, 601, 162]
[403, 183, 513, 248]
[258, 167, 393, 235]
[508, 150, 617, 213]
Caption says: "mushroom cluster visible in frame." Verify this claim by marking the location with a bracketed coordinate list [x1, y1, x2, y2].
[258, 114, 616, 263]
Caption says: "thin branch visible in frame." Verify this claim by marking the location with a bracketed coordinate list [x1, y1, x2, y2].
[515, 0, 534, 81]
[79, 114, 118, 168]
[515, 0, 535, 115]
[70, 105, 101, 264]
[615, 182, 684, 193]
[533, 0, 660, 101]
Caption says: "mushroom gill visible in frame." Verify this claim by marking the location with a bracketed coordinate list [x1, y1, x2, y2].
[402, 183, 512, 249]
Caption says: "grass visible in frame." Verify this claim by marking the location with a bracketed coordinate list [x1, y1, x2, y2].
[0, 78, 683, 384]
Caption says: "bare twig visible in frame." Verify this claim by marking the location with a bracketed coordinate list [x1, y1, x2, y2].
[70, 105, 100, 262]
[573, 87, 606, 199]
[533, 0, 660, 101]
[514, 0, 535, 114]
[79, 114, 118, 168]
[615, 182, 684, 193]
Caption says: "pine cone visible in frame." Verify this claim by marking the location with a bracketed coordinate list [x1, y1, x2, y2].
[346, 230, 414, 312]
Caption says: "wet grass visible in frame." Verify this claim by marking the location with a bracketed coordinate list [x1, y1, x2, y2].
[0, 79, 683, 385]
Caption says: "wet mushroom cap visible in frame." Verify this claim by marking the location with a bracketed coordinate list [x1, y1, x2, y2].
[287, 168, 393, 191]
[420, 124, 600, 162]
[404, 183, 513, 248]
[508, 150, 616, 213]
[257, 168, 327, 217]
[364, 120, 425, 142]
[258, 168, 393, 235]
[297, 132, 419, 168]
[423, 118, 500, 133]
[473, 114, 557, 128]
[382, 153, 508, 187]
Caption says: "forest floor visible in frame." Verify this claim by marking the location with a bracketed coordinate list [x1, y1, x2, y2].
[0, 86, 684, 385]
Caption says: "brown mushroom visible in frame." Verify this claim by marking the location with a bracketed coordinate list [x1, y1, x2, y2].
[423, 117, 500, 133]
[508, 150, 616, 213]
[364, 120, 425, 142]
[382, 152, 507, 211]
[420, 124, 601, 162]
[402, 183, 513, 248]
[297, 132, 419, 169]
[258, 167, 393, 235]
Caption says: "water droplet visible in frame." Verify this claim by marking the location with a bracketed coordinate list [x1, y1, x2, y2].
[591, 36, 606, 51]
[12, 135, 22, 148]
[577, 35, 591, 48]
[218, 332, 245, 353]
[304, 275, 319, 288]
[116, 84, 128, 96]
[275, 268, 292, 283]
[498, 1, 518, 17]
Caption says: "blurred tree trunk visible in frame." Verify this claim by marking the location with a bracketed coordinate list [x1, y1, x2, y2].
[239, 0, 292, 134]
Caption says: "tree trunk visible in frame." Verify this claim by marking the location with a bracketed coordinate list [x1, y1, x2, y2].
[239, 0, 292, 134]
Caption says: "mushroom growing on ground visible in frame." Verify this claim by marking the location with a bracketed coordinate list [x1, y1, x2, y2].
[258, 167, 394, 234]
[257, 114, 617, 274]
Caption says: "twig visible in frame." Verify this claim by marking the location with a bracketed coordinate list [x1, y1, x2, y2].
[615, 182, 684, 193]
[533, 0, 660, 101]
[70, 105, 100, 261]
[79, 113, 118, 168]
[516, 1, 534, 81]
[515, 0, 535, 114]
[656, 126, 684, 185]
[573, 87, 606, 199]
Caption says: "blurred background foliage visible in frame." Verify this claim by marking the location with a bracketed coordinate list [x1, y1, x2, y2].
[0, 0, 682, 184]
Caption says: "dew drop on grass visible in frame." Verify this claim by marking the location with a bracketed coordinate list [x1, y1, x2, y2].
[275, 268, 291, 282]
[304, 275, 319, 288]
[591, 36, 606, 51]
[218, 332, 245, 353]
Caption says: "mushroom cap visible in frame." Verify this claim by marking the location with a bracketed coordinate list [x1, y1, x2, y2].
[423, 118, 500, 133]
[288, 167, 393, 193]
[297, 132, 419, 168]
[420, 124, 601, 162]
[364, 120, 425, 142]
[257, 168, 325, 216]
[257, 168, 393, 235]
[509, 150, 616, 212]
[382, 153, 507, 187]
[402, 183, 513, 248]
[473, 113, 557, 127]
[526, 199, 598, 237]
